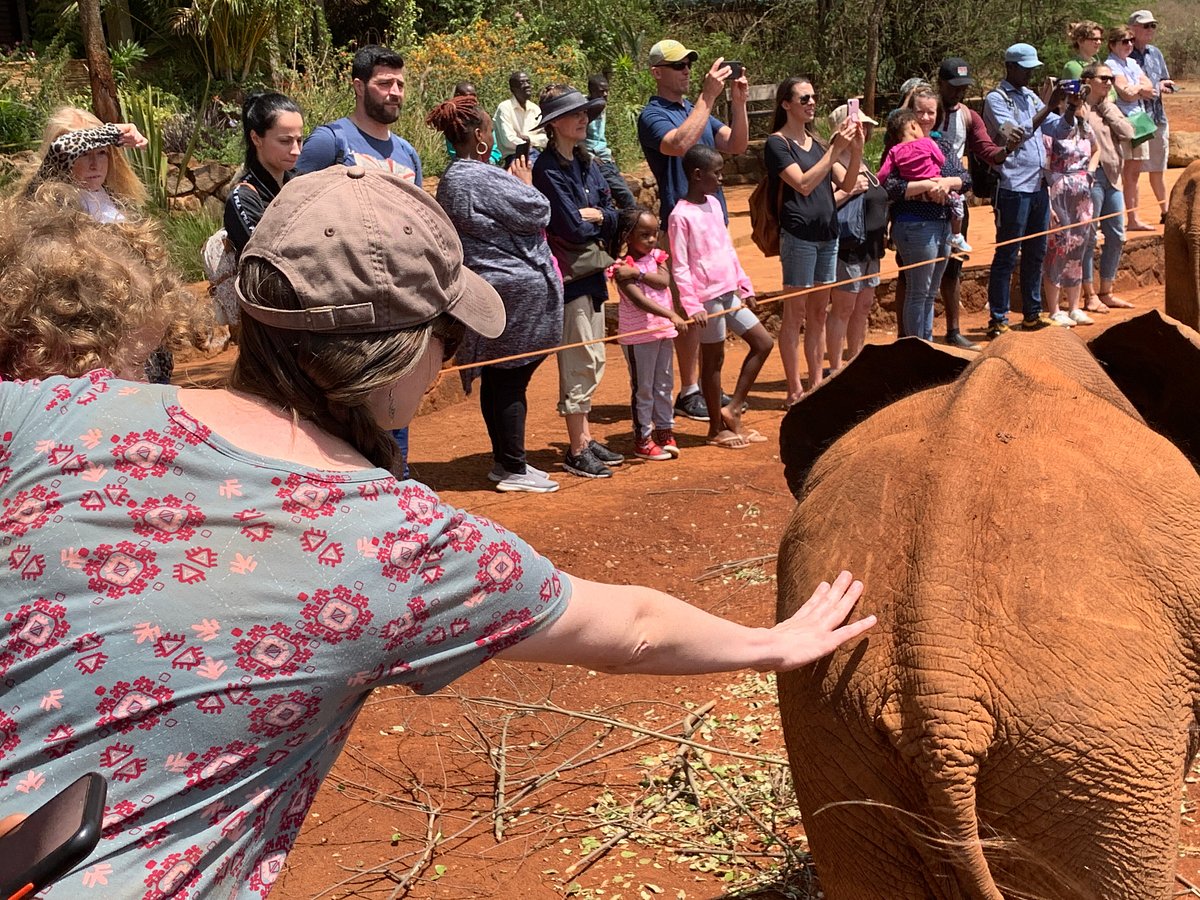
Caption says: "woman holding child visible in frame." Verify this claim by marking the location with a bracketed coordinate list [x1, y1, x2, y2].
[765, 77, 863, 405]
[882, 86, 971, 343]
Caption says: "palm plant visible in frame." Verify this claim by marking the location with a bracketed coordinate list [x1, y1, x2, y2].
[164, 0, 313, 82]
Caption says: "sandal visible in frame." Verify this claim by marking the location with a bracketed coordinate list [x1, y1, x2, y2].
[1083, 295, 1110, 313]
[741, 429, 769, 444]
[707, 431, 750, 450]
[1097, 292, 1134, 309]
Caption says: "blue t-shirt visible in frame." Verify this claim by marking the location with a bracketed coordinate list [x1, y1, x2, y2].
[296, 117, 423, 186]
[637, 96, 727, 230]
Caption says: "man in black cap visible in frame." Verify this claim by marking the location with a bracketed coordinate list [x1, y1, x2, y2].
[935, 57, 1009, 350]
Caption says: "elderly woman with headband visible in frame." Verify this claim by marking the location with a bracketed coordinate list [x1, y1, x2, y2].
[0, 166, 873, 893]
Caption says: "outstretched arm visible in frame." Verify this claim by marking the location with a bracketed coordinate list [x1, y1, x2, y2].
[497, 571, 874, 675]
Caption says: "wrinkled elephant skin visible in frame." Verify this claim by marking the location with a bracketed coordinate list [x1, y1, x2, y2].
[776, 317, 1200, 899]
[1165, 159, 1200, 331]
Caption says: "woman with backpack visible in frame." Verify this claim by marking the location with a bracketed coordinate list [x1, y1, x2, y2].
[224, 93, 304, 254]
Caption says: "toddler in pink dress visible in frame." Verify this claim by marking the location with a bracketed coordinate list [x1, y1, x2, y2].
[878, 115, 971, 253]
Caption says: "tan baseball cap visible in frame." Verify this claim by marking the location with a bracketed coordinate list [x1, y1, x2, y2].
[238, 166, 505, 339]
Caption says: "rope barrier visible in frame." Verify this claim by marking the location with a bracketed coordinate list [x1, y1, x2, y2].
[440, 197, 1165, 376]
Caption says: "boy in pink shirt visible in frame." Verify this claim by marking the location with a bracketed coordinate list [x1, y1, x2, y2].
[668, 145, 774, 449]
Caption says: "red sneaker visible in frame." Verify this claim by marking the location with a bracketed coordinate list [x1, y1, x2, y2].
[651, 428, 680, 458]
[634, 434, 672, 461]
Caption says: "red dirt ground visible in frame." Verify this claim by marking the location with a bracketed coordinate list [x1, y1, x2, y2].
[173, 86, 1200, 899]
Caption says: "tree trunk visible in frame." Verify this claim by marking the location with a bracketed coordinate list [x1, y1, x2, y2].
[863, 1, 882, 119]
[78, 0, 122, 122]
[103, 0, 135, 46]
[15, 0, 30, 44]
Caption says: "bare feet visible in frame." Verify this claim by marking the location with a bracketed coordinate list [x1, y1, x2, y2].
[720, 405, 743, 437]
[1097, 293, 1135, 309]
[1127, 219, 1156, 232]
[1083, 295, 1110, 313]
[783, 393, 804, 410]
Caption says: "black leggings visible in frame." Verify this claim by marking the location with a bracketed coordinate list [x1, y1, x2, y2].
[479, 360, 542, 474]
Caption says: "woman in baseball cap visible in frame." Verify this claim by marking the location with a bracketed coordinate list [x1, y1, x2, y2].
[0, 164, 872, 897]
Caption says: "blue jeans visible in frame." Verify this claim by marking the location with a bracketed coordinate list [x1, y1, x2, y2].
[391, 427, 409, 478]
[892, 218, 950, 341]
[988, 186, 1049, 323]
[595, 156, 636, 209]
[1083, 168, 1125, 285]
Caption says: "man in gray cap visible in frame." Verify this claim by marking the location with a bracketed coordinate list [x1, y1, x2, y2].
[982, 42, 1066, 337]
[1129, 9, 1175, 223]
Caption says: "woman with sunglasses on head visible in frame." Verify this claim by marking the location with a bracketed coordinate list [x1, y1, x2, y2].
[0, 167, 874, 896]
[1105, 24, 1156, 231]
[1079, 62, 1136, 311]
[765, 77, 863, 405]
[1062, 21, 1105, 81]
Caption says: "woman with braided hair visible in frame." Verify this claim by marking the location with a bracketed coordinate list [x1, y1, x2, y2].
[428, 95, 564, 493]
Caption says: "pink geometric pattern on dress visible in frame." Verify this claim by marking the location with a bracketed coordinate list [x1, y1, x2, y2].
[474, 540, 523, 593]
[129, 494, 205, 543]
[110, 429, 177, 479]
[163, 405, 211, 446]
[141, 843, 203, 900]
[247, 689, 321, 738]
[273, 473, 344, 520]
[375, 527, 429, 582]
[247, 835, 291, 898]
[4, 596, 70, 661]
[233, 622, 313, 679]
[298, 585, 372, 643]
[184, 740, 261, 790]
[95, 676, 175, 734]
[445, 514, 484, 553]
[0, 484, 62, 536]
[397, 483, 445, 526]
[380, 596, 429, 651]
[0, 710, 21, 761]
[84, 541, 161, 599]
[477, 606, 538, 660]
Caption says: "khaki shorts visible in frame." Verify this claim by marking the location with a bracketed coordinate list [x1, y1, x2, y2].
[1143, 122, 1169, 173]
[1120, 135, 1150, 162]
[557, 297, 607, 416]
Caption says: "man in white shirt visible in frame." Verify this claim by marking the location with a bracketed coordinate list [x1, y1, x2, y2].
[493, 71, 548, 168]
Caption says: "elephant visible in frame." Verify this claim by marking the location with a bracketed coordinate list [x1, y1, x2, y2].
[775, 313, 1200, 899]
[1165, 159, 1200, 332]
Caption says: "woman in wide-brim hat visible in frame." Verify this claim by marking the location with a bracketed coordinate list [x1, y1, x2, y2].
[531, 85, 624, 480]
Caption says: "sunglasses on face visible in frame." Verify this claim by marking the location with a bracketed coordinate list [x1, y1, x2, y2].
[656, 60, 692, 71]
[1140, 22, 1157, 28]
[1112, 37, 1134, 45]
[1093, 74, 1114, 82]
[792, 94, 816, 104]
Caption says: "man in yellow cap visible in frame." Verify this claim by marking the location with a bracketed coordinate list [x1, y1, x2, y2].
[638, 39, 748, 423]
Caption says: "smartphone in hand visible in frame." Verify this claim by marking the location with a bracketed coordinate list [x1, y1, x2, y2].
[726, 60, 743, 80]
[514, 140, 531, 162]
[847, 97, 860, 124]
[0, 773, 107, 898]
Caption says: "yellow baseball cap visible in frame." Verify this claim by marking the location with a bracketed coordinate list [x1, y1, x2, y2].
[648, 40, 699, 67]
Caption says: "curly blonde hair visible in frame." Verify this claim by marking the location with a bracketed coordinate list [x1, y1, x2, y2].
[21, 106, 148, 206]
[0, 184, 208, 379]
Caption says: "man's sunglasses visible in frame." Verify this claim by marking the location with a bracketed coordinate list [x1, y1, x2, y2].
[1139, 21, 1157, 28]
[655, 60, 692, 71]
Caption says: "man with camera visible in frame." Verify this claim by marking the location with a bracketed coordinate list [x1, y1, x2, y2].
[1128, 9, 1175, 224]
[638, 40, 749, 422]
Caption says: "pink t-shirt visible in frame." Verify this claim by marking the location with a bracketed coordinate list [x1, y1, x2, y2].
[666, 195, 754, 316]
[614, 249, 677, 346]
[876, 137, 946, 183]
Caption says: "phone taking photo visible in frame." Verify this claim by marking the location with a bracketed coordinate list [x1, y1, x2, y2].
[0, 772, 107, 899]
[847, 97, 860, 124]
[726, 60, 743, 80]
[514, 140, 531, 163]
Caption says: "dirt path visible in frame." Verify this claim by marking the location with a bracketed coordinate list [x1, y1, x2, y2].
[178, 83, 1200, 899]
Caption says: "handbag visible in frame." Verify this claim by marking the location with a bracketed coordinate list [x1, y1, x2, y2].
[1126, 107, 1157, 147]
[546, 233, 613, 284]
[201, 228, 240, 326]
[836, 191, 867, 250]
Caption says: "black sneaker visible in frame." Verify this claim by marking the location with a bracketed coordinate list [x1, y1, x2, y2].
[587, 440, 625, 466]
[945, 330, 981, 351]
[674, 391, 709, 421]
[563, 447, 612, 478]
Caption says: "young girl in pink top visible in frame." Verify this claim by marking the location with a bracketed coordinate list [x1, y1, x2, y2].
[611, 207, 687, 460]
[668, 145, 775, 449]
[878, 110, 970, 252]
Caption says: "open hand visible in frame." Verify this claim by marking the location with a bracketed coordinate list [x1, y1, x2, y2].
[509, 156, 533, 185]
[766, 571, 875, 671]
[115, 122, 149, 149]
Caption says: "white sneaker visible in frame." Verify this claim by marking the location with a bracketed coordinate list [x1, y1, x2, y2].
[1068, 308, 1094, 325]
[1050, 310, 1075, 327]
[495, 469, 560, 493]
[489, 462, 548, 482]
[949, 234, 973, 253]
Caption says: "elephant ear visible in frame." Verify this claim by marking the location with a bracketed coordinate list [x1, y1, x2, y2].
[1089, 310, 1200, 471]
[1164, 160, 1200, 331]
[781, 337, 972, 497]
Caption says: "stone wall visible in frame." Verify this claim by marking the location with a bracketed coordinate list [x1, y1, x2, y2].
[165, 155, 239, 219]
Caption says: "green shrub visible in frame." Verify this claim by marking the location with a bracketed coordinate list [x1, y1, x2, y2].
[158, 207, 222, 282]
